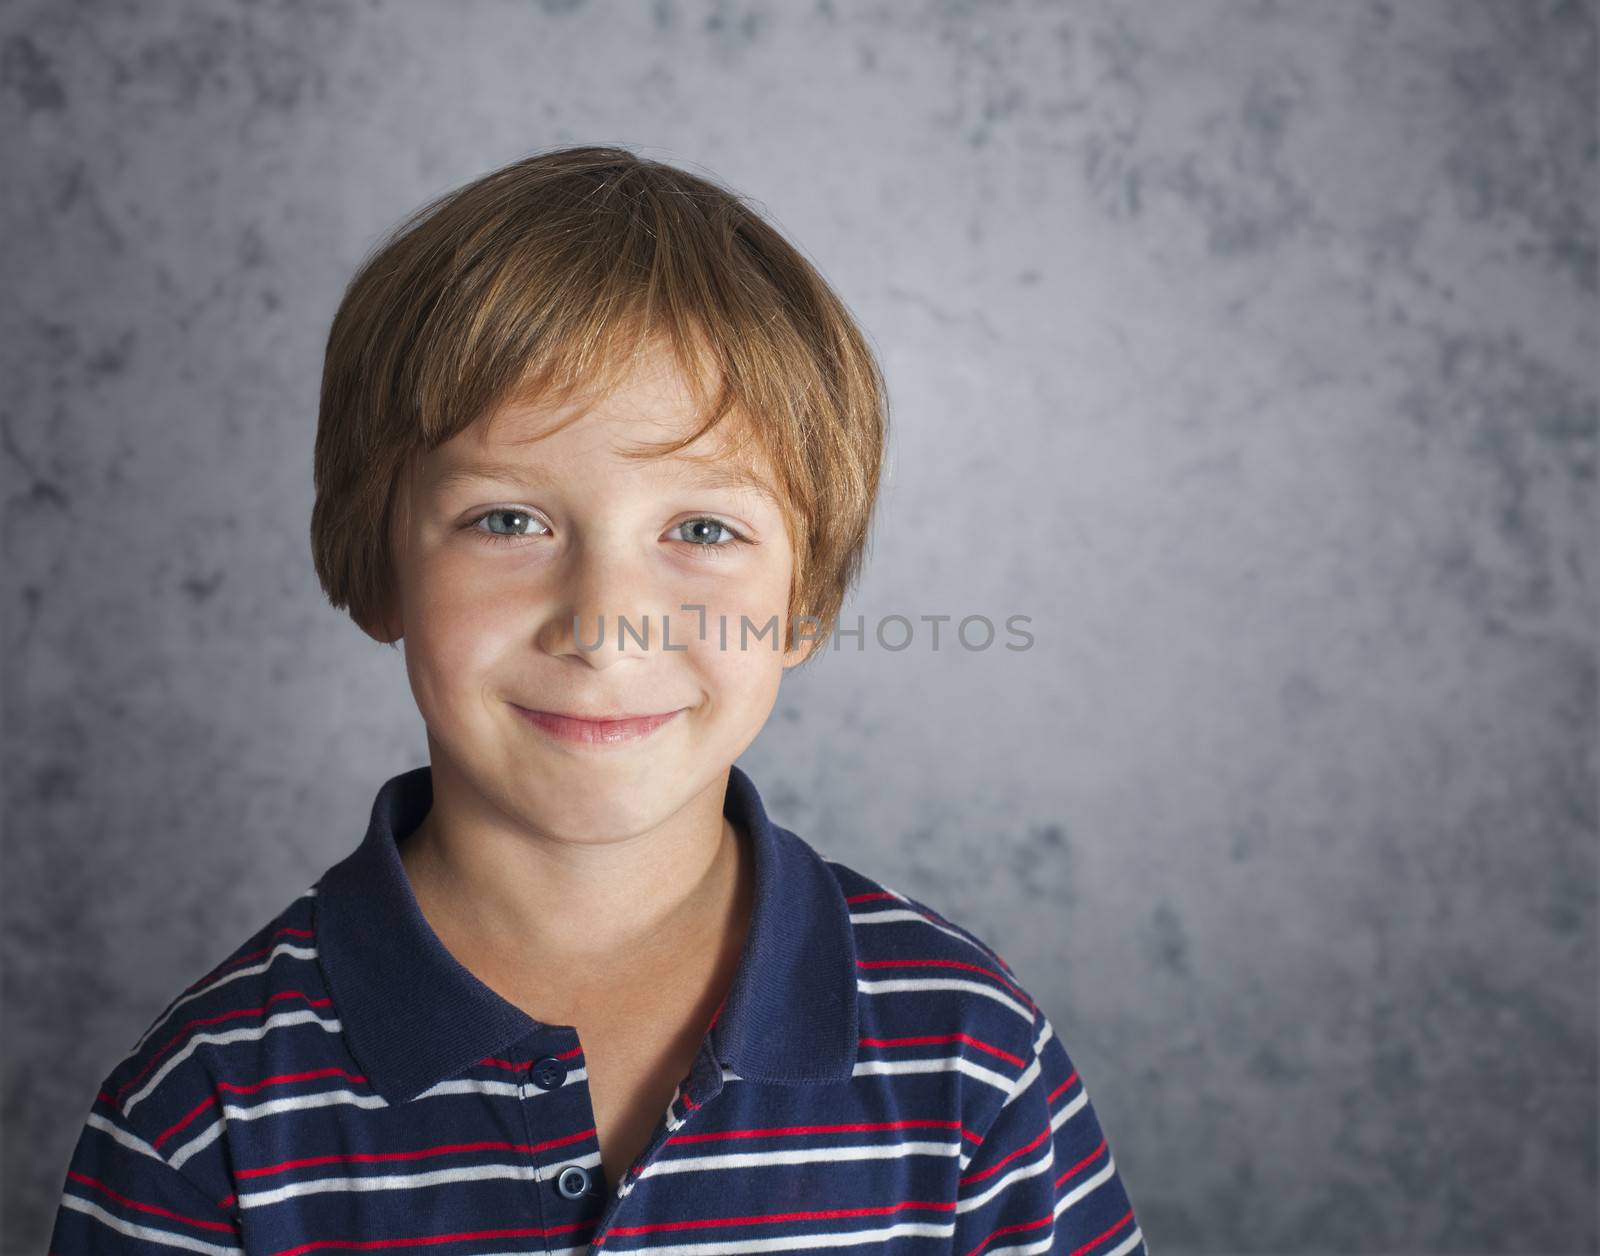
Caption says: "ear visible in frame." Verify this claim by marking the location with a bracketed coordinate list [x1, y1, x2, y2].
[354, 594, 403, 646]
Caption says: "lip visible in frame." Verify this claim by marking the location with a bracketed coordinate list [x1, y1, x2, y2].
[511, 704, 686, 747]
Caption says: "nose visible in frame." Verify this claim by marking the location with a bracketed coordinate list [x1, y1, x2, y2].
[534, 538, 677, 667]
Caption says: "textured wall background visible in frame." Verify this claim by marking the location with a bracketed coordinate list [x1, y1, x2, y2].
[3, 1, 1595, 1252]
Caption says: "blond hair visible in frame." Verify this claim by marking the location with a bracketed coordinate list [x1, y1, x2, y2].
[309, 146, 889, 665]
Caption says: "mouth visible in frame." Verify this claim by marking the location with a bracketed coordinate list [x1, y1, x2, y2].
[510, 704, 687, 748]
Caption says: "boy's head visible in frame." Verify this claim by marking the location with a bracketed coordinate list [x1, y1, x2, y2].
[308, 146, 887, 829]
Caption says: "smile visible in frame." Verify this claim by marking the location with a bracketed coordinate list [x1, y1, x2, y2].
[511, 705, 686, 747]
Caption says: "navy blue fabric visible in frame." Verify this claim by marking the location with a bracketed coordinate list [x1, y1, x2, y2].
[50, 763, 1149, 1254]
[317, 763, 860, 1103]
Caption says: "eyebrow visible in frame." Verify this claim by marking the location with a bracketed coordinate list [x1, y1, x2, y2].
[429, 458, 776, 501]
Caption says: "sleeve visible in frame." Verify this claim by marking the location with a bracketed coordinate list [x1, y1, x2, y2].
[48, 1093, 243, 1256]
[952, 1009, 1149, 1255]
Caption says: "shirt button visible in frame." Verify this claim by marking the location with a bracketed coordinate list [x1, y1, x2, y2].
[528, 1056, 568, 1090]
[556, 1164, 591, 1198]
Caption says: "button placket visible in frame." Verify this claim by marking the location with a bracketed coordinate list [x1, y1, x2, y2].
[524, 1044, 601, 1208]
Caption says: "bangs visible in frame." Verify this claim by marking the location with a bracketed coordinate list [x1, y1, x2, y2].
[312, 146, 888, 664]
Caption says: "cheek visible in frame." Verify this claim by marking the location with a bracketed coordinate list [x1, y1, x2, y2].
[403, 567, 515, 687]
[680, 604, 791, 691]
[411, 550, 521, 634]
[704, 555, 793, 628]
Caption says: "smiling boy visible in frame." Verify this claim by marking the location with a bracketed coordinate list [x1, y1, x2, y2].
[382, 346, 803, 1194]
[50, 148, 1148, 1254]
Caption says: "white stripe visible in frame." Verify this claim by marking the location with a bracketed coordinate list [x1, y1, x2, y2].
[1105, 1224, 1146, 1255]
[56, 1194, 241, 1255]
[956, 1053, 1053, 1213]
[978, 1167, 1126, 1256]
[84, 1110, 172, 1162]
[229, 1087, 395, 1119]
[973, 1159, 1119, 1256]
[978, 1235, 1053, 1256]
[852, 1052, 1016, 1095]
[167, 1087, 386, 1170]
[1058, 1153, 1119, 1213]
[359, 1249, 580, 1256]
[845, 878, 1014, 968]
[168, 1117, 227, 1171]
[237, 1152, 599, 1209]
[957, 1144, 1054, 1213]
[1033, 1015, 1095, 1130]
[1003, 1051, 1043, 1109]
[1051, 1086, 1089, 1131]
[128, 942, 320, 1059]
[167, 1074, 583, 1168]
[847, 907, 1012, 967]
[121, 1010, 342, 1115]
[856, 976, 1033, 1023]
[592, 1218, 954, 1256]
[442, 1073, 589, 1100]
[633, 1137, 961, 1183]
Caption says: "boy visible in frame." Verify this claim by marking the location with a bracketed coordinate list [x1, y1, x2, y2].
[49, 147, 1148, 1254]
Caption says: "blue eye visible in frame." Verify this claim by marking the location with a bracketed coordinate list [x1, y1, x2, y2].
[463, 510, 748, 557]
[467, 509, 546, 544]
[672, 518, 746, 551]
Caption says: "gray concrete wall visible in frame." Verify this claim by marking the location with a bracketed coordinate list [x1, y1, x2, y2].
[3, 1, 1594, 1251]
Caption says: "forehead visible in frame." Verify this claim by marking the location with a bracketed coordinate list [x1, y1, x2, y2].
[416, 336, 783, 501]
[425, 447, 775, 499]
[423, 401, 776, 500]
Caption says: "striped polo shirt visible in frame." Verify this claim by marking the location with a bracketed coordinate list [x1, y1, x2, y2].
[51, 762, 1149, 1255]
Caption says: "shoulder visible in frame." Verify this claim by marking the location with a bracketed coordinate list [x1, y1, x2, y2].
[821, 852, 1023, 982]
[813, 851, 1123, 1197]
[93, 883, 332, 1196]
[819, 852, 1048, 1118]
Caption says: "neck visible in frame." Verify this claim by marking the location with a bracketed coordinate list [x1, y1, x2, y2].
[397, 768, 751, 997]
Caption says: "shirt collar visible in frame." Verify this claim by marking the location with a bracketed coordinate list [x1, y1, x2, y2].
[314, 763, 859, 1105]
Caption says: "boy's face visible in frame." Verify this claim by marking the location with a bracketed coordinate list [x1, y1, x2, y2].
[372, 341, 808, 843]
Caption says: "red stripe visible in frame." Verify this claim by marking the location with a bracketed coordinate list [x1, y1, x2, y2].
[598, 1197, 960, 1240]
[1067, 1207, 1137, 1256]
[239, 1129, 598, 1179]
[1053, 1134, 1109, 1190]
[65, 1170, 236, 1235]
[152, 1092, 218, 1149]
[217, 1066, 367, 1095]
[270, 1219, 594, 1256]
[1047, 1067, 1082, 1105]
[117, 990, 332, 1099]
[183, 926, 315, 994]
[856, 957, 1033, 1008]
[666, 1117, 966, 1144]
[477, 1040, 583, 1071]
[959, 1123, 1052, 1186]
[859, 1031, 1027, 1069]
[844, 894, 1015, 971]
[959, 1205, 1055, 1256]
